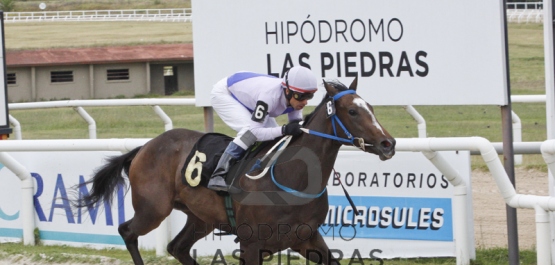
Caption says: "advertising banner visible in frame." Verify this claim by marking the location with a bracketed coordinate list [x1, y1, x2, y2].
[0, 150, 472, 260]
[323, 151, 473, 259]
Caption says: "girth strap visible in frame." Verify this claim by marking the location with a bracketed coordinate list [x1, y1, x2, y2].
[224, 194, 236, 229]
[214, 194, 240, 243]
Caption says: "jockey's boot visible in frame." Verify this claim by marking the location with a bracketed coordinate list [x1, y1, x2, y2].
[208, 142, 245, 191]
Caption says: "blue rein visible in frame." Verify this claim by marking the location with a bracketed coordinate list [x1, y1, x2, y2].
[270, 161, 327, 199]
[269, 90, 357, 199]
[305, 90, 357, 145]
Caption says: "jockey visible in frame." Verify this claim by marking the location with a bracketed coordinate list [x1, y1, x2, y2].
[207, 66, 319, 191]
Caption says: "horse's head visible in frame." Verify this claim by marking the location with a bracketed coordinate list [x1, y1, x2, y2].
[321, 77, 395, 161]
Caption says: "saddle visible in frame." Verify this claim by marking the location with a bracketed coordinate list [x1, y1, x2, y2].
[180, 133, 269, 190]
[180, 133, 323, 238]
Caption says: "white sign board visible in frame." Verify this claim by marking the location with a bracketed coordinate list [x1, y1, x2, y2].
[192, 0, 507, 106]
[0, 150, 472, 261]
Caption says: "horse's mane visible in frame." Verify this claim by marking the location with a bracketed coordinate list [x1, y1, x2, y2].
[303, 80, 349, 123]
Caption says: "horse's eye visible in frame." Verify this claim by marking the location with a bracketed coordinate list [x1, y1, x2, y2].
[348, 109, 357, 116]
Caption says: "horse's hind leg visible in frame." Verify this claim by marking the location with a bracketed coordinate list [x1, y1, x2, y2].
[167, 213, 214, 264]
[118, 218, 144, 265]
[119, 210, 171, 264]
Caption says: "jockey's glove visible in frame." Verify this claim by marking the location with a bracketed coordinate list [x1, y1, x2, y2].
[282, 119, 303, 136]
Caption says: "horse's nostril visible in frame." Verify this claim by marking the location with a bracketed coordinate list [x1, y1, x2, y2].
[381, 140, 391, 148]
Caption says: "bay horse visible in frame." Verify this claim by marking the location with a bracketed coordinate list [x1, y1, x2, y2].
[75, 77, 395, 264]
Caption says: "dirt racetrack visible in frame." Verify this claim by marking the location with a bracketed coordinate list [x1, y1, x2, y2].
[472, 167, 549, 249]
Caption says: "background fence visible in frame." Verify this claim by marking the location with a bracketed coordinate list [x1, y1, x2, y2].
[507, 1, 543, 9]
[0, 3, 544, 23]
[3, 8, 192, 23]
[507, 1, 543, 23]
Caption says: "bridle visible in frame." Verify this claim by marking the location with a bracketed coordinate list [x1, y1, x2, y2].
[244, 89, 373, 201]
[301, 90, 374, 151]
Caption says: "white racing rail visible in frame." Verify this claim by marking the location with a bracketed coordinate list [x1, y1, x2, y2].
[0, 138, 150, 246]
[10, 95, 543, 145]
[506, 9, 543, 23]
[1, 138, 554, 264]
[403, 94, 547, 164]
[342, 138, 555, 265]
[9, 98, 197, 140]
[506, 1, 543, 23]
[8, 98, 196, 256]
[3, 8, 192, 23]
[6, 96, 553, 263]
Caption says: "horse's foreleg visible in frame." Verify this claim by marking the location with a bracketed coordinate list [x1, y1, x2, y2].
[238, 241, 270, 265]
[295, 233, 341, 265]
[167, 214, 214, 264]
[118, 218, 144, 265]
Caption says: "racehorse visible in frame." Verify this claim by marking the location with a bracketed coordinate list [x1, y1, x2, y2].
[74, 77, 395, 264]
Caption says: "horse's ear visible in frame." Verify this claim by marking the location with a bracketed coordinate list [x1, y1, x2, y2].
[323, 79, 337, 97]
[348, 75, 358, 91]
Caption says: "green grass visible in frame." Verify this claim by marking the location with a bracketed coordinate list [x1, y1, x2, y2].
[0, 243, 540, 264]
[507, 23, 545, 95]
[10, 100, 548, 171]
[4, 2, 192, 51]
[4, 21, 192, 50]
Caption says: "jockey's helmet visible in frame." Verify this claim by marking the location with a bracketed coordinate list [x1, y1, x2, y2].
[282, 66, 318, 94]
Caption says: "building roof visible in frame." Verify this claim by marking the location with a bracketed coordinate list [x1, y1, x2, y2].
[5, 43, 194, 67]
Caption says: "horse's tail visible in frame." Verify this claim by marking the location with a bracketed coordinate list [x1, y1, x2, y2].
[73, 146, 142, 209]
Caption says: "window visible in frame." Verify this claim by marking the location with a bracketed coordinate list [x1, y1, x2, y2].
[107, 69, 129, 81]
[7, 73, 16, 85]
[51, 71, 73, 83]
[163, 66, 174, 76]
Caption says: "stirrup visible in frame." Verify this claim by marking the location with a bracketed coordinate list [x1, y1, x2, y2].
[208, 176, 229, 191]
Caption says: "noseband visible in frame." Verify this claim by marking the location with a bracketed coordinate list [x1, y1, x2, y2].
[301, 90, 374, 151]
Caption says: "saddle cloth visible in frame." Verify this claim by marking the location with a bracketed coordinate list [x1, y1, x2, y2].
[181, 133, 271, 188]
[181, 133, 233, 187]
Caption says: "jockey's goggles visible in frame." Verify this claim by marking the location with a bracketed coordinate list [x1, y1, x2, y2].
[284, 72, 315, 101]
[291, 91, 314, 101]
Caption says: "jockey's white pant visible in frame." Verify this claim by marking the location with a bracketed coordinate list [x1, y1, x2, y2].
[210, 78, 278, 149]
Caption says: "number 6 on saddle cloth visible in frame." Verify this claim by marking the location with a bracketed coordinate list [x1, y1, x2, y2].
[181, 132, 273, 192]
